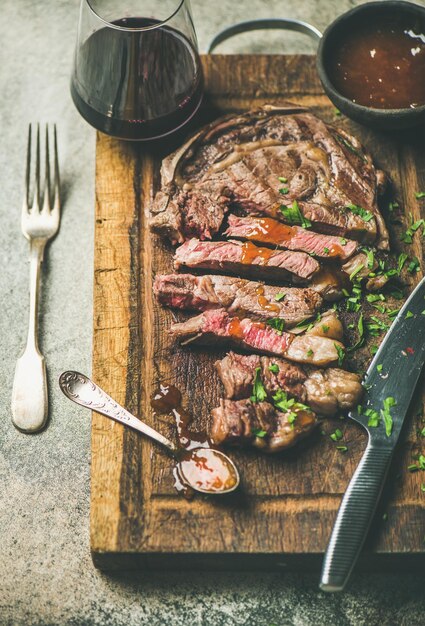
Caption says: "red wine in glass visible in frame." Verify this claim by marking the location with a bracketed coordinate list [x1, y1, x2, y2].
[71, 3, 203, 141]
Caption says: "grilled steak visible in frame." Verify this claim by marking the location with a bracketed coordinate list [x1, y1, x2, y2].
[174, 238, 320, 282]
[290, 309, 344, 341]
[169, 308, 345, 366]
[154, 273, 323, 326]
[151, 104, 388, 248]
[224, 215, 358, 260]
[215, 352, 363, 417]
[210, 398, 318, 453]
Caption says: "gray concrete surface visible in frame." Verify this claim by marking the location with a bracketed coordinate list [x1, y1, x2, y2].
[1, 1, 424, 624]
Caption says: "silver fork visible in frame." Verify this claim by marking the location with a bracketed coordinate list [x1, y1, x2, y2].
[11, 124, 60, 433]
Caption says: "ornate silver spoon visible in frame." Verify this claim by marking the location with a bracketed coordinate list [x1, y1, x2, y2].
[59, 371, 239, 495]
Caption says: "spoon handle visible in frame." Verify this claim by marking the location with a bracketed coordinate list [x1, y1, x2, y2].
[59, 371, 177, 453]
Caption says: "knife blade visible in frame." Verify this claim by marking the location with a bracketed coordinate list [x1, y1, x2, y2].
[320, 276, 425, 592]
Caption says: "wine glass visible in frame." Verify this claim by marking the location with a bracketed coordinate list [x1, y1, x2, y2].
[70, 0, 204, 141]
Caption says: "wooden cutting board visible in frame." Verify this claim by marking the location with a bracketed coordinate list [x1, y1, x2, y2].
[91, 55, 425, 570]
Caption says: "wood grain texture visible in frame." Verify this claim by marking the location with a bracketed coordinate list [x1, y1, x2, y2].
[91, 55, 425, 570]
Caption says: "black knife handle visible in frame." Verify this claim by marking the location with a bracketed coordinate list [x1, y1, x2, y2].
[320, 443, 394, 592]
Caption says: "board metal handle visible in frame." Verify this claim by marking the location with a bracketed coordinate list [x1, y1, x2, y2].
[207, 18, 322, 53]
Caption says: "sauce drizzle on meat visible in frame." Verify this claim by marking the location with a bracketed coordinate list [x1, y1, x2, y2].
[240, 241, 275, 265]
[255, 285, 281, 313]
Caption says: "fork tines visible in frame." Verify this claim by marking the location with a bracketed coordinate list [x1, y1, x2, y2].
[25, 123, 60, 214]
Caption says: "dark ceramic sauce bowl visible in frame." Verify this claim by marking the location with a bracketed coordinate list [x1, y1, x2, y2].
[317, 1, 425, 130]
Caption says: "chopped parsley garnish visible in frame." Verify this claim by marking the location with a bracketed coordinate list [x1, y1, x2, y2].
[372, 303, 386, 314]
[335, 134, 367, 161]
[405, 310, 414, 319]
[275, 292, 286, 302]
[278, 176, 288, 183]
[370, 345, 379, 355]
[415, 191, 425, 199]
[250, 367, 267, 403]
[349, 263, 365, 282]
[400, 214, 424, 243]
[268, 363, 279, 374]
[365, 408, 380, 427]
[347, 313, 365, 353]
[340, 237, 347, 246]
[252, 428, 267, 438]
[408, 257, 420, 274]
[279, 187, 289, 195]
[294, 312, 322, 332]
[388, 201, 399, 212]
[337, 445, 348, 452]
[323, 247, 330, 254]
[330, 429, 343, 441]
[421, 484, 425, 492]
[397, 252, 408, 275]
[266, 318, 286, 335]
[334, 344, 345, 367]
[346, 203, 373, 222]
[366, 293, 385, 303]
[381, 397, 396, 437]
[421, 427, 425, 437]
[306, 349, 314, 357]
[321, 324, 330, 334]
[280, 201, 311, 229]
[272, 389, 310, 428]
[361, 247, 375, 269]
[350, 263, 364, 281]
[409, 455, 425, 472]
[334, 108, 341, 116]
[387, 308, 400, 319]
[377, 364, 383, 372]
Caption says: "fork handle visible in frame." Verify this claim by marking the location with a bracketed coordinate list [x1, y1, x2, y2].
[12, 240, 48, 432]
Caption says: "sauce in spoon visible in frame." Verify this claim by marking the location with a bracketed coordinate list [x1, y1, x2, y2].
[151, 384, 239, 497]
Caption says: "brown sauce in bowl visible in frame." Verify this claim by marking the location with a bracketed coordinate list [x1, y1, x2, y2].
[328, 16, 425, 109]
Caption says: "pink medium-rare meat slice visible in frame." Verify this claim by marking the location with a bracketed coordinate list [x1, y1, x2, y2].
[169, 308, 345, 366]
[210, 398, 318, 453]
[224, 214, 358, 261]
[154, 273, 323, 327]
[173, 238, 320, 282]
[215, 352, 363, 417]
[150, 104, 389, 248]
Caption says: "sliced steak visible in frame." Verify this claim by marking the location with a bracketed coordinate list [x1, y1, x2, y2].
[174, 238, 320, 282]
[215, 352, 363, 417]
[169, 308, 345, 366]
[151, 104, 389, 248]
[290, 309, 344, 341]
[210, 398, 318, 453]
[154, 273, 323, 326]
[224, 214, 358, 260]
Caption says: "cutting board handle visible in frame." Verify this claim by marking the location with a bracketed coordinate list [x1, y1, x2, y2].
[320, 442, 394, 592]
[207, 19, 322, 54]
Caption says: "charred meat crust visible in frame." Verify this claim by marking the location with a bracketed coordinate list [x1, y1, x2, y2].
[214, 352, 363, 417]
[210, 397, 318, 453]
[150, 103, 389, 248]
